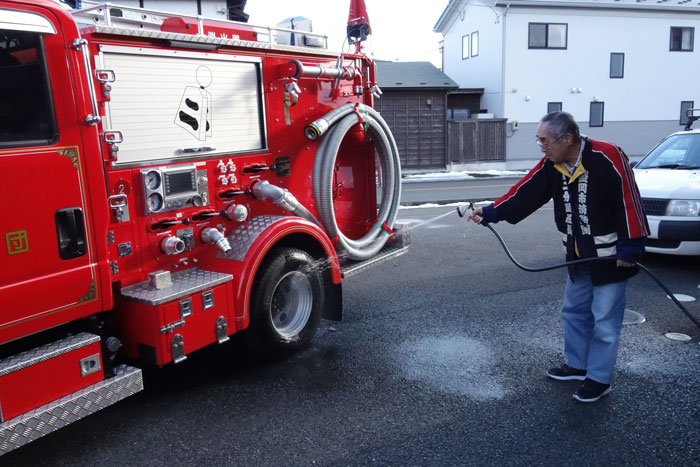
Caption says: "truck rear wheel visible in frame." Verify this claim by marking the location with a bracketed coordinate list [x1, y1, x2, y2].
[248, 247, 323, 356]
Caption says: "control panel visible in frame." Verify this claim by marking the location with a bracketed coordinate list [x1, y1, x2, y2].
[141, 164, 210, 214]
[216, 158, 238, 187]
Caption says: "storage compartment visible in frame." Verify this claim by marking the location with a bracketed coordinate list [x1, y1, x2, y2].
[0, 333, 104, 422]
[115, 268, 235, 365]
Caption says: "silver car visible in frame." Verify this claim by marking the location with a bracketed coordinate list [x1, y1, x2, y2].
[633, 120, 700, 255]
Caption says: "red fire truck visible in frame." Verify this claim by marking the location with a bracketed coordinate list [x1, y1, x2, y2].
[0, 0, 407, 454]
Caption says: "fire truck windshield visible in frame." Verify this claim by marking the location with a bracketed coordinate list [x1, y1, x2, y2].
[0, 30, 57, 148]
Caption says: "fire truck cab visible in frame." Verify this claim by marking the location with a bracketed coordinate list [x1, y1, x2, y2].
[0, 0, 406, 454]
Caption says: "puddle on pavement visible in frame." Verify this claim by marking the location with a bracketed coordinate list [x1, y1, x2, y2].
[397, 335, 507, 401]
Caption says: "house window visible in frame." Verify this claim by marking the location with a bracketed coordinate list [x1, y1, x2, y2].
[471, 31, 479, 57]
[528, 23, 567, 49]
[590, 102, 604, 127]
[547, 102, 562, 114]
[462, 35, 469, 59]
[680, 101, 694, 125]
[610, 53, 624, 78]
[670, 27, 694, 51]
[447, 108, 471, 120]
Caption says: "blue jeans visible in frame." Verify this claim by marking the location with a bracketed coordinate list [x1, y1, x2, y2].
[561, 264, 627, 384]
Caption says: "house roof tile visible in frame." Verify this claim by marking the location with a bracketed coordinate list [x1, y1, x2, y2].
[375, 61, 459, 89]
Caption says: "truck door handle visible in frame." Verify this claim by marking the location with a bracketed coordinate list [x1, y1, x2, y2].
[55, 207, 87, 260]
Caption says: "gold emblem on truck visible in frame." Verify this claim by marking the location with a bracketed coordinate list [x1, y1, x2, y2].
[6, 230, 29, 255]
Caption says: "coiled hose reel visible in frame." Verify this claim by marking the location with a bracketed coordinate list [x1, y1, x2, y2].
[306, 103, 402, 261]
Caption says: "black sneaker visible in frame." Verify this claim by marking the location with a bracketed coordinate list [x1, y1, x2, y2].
[546, 364, 586, 381]
[573, 378, 611, 403]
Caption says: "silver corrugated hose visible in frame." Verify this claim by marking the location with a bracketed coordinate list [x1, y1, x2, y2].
[252, 180, 322, 227]
[307, 103, 402, 261]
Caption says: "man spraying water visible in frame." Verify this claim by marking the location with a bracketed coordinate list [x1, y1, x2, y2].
[468, 111, 648, 403]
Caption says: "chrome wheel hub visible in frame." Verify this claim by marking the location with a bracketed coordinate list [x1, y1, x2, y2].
[270, 271, 313, 338]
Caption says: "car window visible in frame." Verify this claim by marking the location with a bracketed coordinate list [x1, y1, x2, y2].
[637, 134, 700, 169]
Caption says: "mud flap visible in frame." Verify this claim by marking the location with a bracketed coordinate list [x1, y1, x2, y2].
[322, 280, 343, 322]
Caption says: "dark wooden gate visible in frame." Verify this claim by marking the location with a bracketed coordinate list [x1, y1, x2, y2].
[447, 119, 507, 164]
[373, 90, 448, 170]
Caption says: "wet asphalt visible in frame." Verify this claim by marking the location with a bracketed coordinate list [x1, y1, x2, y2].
[3, 204, 699, 466]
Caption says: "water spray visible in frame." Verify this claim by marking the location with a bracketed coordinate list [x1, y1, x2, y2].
[457, 203, 700, 331]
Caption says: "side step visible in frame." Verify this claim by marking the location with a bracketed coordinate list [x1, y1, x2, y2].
[0, 364, 143, 455]
[339, 222, 411, 279]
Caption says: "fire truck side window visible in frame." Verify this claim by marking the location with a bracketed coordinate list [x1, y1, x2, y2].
[0, 30, 57, 148]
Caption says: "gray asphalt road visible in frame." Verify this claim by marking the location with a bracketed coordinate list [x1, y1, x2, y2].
[401, 178, 520, 205]
[4, 205, 699, 466]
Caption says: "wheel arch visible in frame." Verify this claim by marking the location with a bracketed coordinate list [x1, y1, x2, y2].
[233, 218, 342, 330]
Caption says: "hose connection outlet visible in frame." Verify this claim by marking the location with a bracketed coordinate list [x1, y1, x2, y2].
[200, 228, 231, 254]
[224, 204, 249, 222]
[304, 118, 330, 141]
[252, 180, 321, 226]
[160, 236, 186, 255]
[252, 181, 297, 211]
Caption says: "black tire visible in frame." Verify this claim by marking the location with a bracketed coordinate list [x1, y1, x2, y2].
[247, 247, 323, 356]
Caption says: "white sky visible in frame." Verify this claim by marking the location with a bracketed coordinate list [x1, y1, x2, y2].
[244, 0, 448, 67]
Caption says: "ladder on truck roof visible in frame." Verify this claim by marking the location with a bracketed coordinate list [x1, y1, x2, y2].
[71, 1, 330, 52]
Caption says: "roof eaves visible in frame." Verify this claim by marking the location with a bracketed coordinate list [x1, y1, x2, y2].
[494, 0, 700, 13]
[381, 85, 460, 91]
[434, 0, 466, 33]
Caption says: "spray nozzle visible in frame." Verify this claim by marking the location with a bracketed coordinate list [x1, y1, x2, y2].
[456, 202, 474, 218]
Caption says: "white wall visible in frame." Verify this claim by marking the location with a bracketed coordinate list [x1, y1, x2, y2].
[503, 7, 700, 124]
[442, 3, 504, 116]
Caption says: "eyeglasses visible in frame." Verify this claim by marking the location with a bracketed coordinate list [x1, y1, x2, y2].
[535, 135, 563, 149]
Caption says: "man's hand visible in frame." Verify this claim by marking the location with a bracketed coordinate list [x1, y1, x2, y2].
[468, 207, 484, 224]
[616, 259, 635, 268]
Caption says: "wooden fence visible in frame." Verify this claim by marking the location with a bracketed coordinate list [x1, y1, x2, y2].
[447, 119, 507, 164]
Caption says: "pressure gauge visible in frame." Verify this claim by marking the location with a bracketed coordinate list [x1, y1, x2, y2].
[148, 193, 163, 212]
[145, 170, 161, 190]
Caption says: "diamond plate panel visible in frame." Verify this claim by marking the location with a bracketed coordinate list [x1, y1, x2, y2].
[0, 365, 143, 455]
[120, 267, 233, 306]
[340, 244, 409, 279]
[219, 215, 286, 262]
[0, 333, 100, 378]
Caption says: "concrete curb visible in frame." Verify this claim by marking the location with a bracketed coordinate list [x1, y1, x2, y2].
[399, 198, 495, 207]
[401, 174, 527, 184]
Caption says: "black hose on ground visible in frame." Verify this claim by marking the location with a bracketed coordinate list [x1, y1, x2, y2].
[458, 204, 700, 330]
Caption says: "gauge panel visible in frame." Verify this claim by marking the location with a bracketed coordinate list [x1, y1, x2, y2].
[145, 170, 161, 190]
[140, 164, 209, 214]
[147, 193, 164, 212]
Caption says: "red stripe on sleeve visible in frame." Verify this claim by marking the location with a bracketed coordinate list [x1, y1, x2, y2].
[591, 141, 649, 238]
[494, 156, 548, 208]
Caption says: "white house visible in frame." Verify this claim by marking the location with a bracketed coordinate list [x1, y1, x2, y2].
[435, 0, 700, 169]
